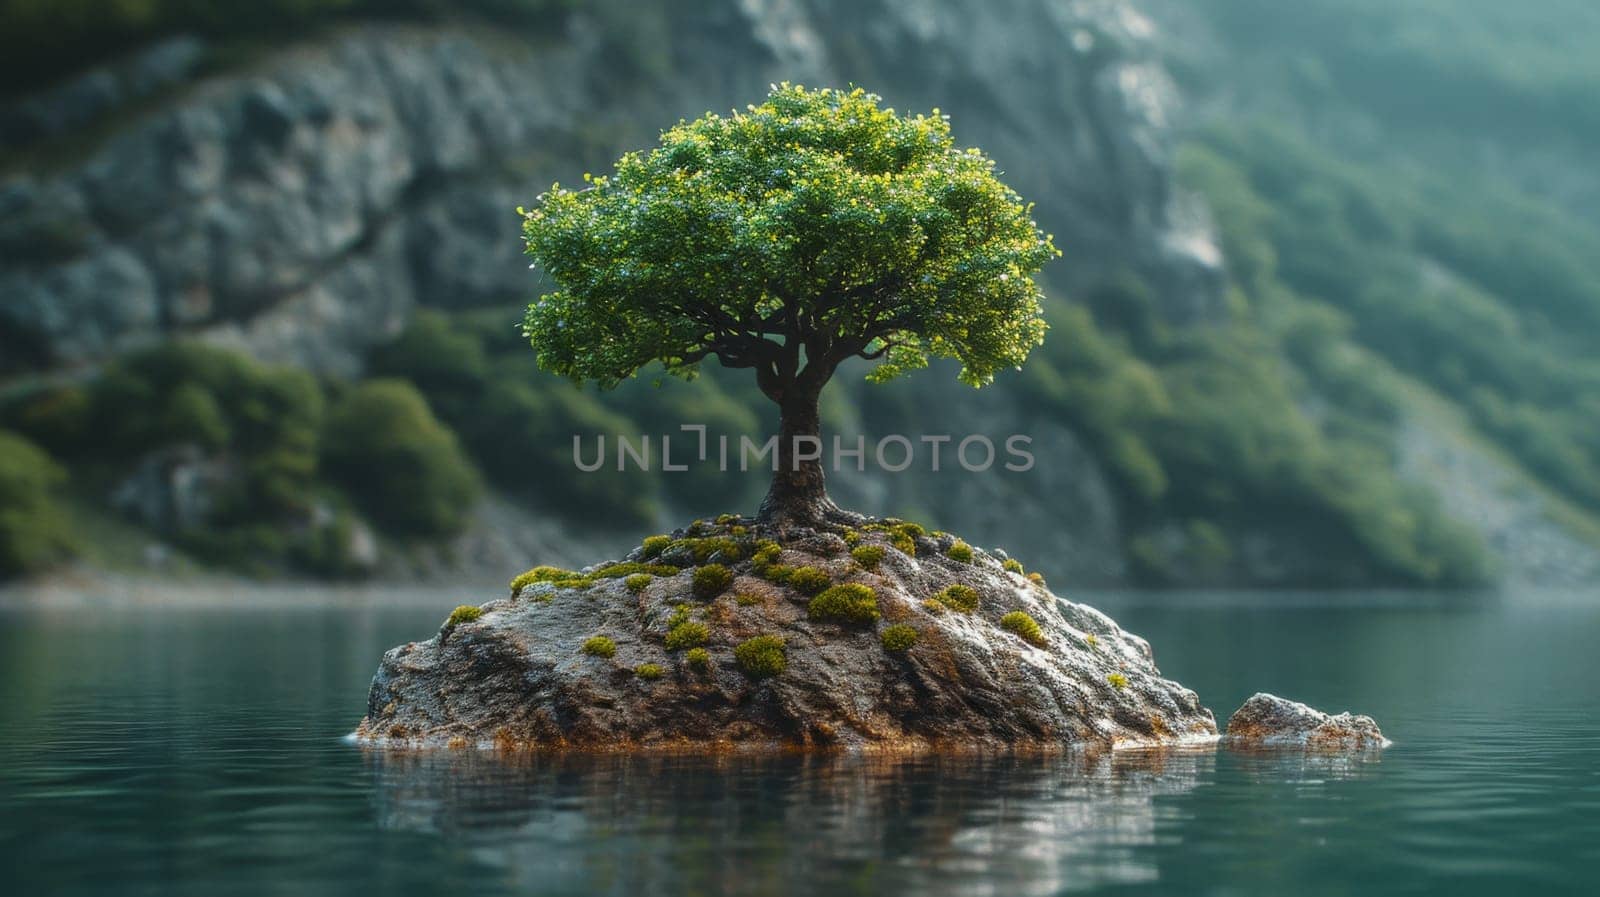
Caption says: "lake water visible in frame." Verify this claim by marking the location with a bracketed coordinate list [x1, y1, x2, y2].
[1, 586, 1597, 896]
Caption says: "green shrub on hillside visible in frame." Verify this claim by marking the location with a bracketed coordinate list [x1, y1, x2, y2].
[321, 379, 481, 538]
[0, 430, 79, 578]
[0, 343, 361, 575]
[82, 343, 326, 519]
[0, 385, 91, 457]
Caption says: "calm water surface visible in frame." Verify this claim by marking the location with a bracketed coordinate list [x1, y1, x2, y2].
[1, 586, 1597, 896]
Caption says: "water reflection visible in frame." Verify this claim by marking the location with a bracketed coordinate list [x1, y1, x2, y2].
[366, 748, 1231, 894]
[1225, 744, 1385, 784]
[5, 592, 1598, 895]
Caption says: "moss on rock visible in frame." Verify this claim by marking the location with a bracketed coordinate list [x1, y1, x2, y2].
[444, 605, 483, 628]
[786, 566, 832, 595]
[851, 544, 886, 570]
[734, 634, 786, 678]
[1000, 610, 1046, 647]
[581, 635, 616, 658]
[808, 583, 880, 623]
[692, 564, 733, 599]
[934, 584, 980, 613]
[879, 624, 918, 652]
[664, 620, 709, 650]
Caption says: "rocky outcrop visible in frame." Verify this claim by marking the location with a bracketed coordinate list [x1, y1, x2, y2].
[0, 0, 1220, 378]
[355, 517, 1217, 751]
[1224, 693, 1388, 750]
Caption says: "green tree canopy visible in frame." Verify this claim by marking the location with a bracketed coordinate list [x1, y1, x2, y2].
[521, 83, 1058, 522]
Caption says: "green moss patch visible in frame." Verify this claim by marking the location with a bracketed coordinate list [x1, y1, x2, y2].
[879, 624, 918, 652]
[692, 564, 733, 599]
[934, 584, 980, 613]
[511, 565, 590, 594]
[999, 610, 1046, 647]
[593, 561, 680, 579]
[665, 620, 710, 650]
[850, 544, 886, 570]
[581, 635, 617, 658]
[444, 605, 483, 628]
[672, 536, 743, 564]
[786, 566, 832, 596]
[734, 635, 787, 678]
[807, 583, 880, 624]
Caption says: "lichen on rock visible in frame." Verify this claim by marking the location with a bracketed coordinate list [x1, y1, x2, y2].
[354, 515, 1218, 752]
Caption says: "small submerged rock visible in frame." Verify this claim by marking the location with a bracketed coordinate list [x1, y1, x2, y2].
[1224, 693, 1388, 749]
[355, 515, 1218, 752]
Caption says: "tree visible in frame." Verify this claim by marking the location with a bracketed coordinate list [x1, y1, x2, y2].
[521, 84, 1058, 525]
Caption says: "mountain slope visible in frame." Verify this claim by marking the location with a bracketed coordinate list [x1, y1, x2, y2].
[3, 0, 1591, 587]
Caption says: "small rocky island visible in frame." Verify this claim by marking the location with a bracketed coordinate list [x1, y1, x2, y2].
[1224, 693, 1389, 749]
[354, 85, 1383, 756]
[356, 515, 1220, 751]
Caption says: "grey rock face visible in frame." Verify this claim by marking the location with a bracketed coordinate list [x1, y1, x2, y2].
[1, 0, 1219, 376]
[1224, 693, 1388, 750]
[355, 519, 1218, 751]
[110, 445, 238, 534]
[0, 36, 207, 149]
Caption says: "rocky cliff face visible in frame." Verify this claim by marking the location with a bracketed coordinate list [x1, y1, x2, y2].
[0, 0, 1221, 583]
[2, 0, 1217, 374]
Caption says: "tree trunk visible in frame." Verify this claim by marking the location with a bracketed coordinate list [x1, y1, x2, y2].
[757, 383, 851, 527]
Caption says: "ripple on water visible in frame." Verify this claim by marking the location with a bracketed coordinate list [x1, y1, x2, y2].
[1, 593, 1599, 895]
